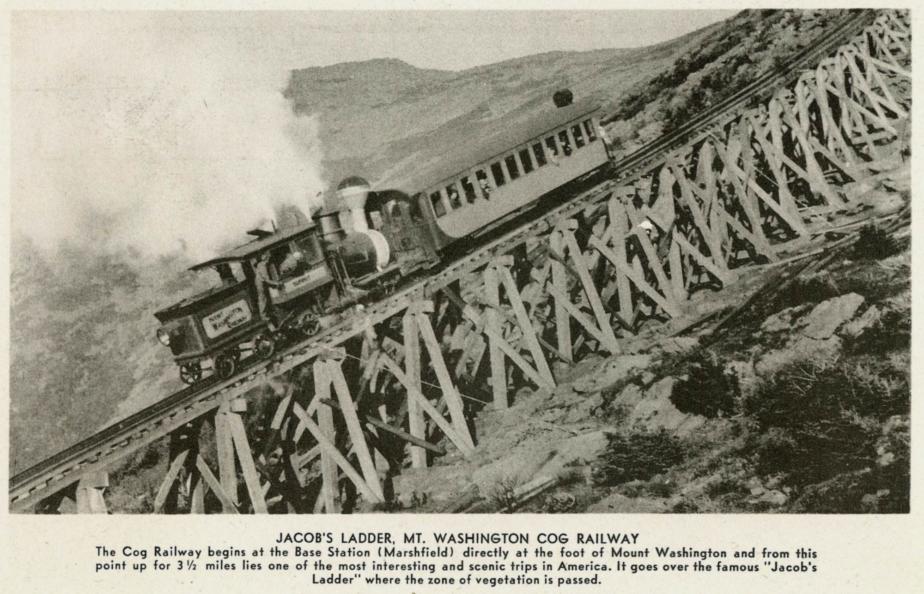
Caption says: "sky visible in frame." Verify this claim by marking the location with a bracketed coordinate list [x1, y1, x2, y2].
[13, 10, 735, 75]
[10, 10, 735, 259]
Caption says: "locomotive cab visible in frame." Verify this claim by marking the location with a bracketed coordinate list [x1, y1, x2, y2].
[155, 222, 339, 385]
[262, 229, 331, 304]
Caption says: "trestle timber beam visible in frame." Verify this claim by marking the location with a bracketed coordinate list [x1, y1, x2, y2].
[30, 10, 908, 515]
[75, 471, 109, 514]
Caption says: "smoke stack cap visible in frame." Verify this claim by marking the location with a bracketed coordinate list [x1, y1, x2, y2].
[336, 176, 371, 211]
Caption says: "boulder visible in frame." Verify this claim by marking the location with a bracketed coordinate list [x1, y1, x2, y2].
[754, 336, 842, 377]
[659, 336, 700, 355]
[800, 293, 865, 340]
[673, 415, 707, 439]
[609, 383, 645, 410]
[840, 305, 881, 338]
[563, 392, 604, 424]
[758, 490, 788, 506]
[584, 491, 670, 513]
[626, 377, 691, 432]
[747, 477, 765, 496]
[760, 304, 810, 334]
[543, 431, 609, 474]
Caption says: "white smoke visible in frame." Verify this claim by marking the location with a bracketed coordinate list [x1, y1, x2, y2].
[12, 14, 327, 261]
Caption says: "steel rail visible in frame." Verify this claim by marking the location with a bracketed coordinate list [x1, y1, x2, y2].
[8, 9, 879, 511]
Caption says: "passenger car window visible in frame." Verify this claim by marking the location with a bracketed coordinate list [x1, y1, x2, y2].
[430, 191, 446, 217]
[545, 136, 559, 157]
[532, 143, 547, 167]
[584, 120, 598, 141]
[445, 185, 462, 209]
[491, 162, 506, 186]
[519, 148, 534, 174]
[571, 124, 585, 148]
[558, 131, 573, 156]
[505, 155, 520, 180]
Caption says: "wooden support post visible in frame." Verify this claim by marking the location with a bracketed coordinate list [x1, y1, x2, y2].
[153, 426, 202, 514]
[318, 398, 446, 455]
[607, 197, 635, 325]
[75, 471, 108, 514]
[550, 220, 620, 353]
[549, 230, 573, 362]
[312, 363, 340, 512]
[193, 455, 238, 513]
[188, 463, 206, 514]
[402, 311, 428, 468]
[323, 355, 385, 501]
[290, 401, 384, 506]
[376, 353, 476, 457]
[413, 302, 476, 449]
[212, 399, 268, 514]
[484, 264, 508, 409]
[153, 448, 189, 513]
[494, 266, 556, 385]
[225, 409, 269, 514]
[214, 404, 239, 513]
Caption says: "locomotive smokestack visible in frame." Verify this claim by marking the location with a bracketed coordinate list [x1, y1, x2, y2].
[336, 176, 371, 233]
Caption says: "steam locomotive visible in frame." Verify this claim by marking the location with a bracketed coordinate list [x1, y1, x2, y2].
[154, 91, 613, 385]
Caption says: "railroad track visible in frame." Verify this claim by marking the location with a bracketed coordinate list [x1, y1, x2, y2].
[9, 9, 880, 511]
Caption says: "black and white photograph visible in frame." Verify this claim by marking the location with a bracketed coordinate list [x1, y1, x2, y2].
[7, 6, 912, 522]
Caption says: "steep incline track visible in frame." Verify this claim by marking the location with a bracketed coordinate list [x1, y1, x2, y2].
[9, 10, 878, 511]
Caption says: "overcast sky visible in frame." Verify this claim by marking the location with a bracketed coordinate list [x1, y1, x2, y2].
[12, 10, 735, 77]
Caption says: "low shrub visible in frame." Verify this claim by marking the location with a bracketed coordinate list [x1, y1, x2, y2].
[743, 358, 908, 489]
[592, 428, 686, 486]
[852, 224, 899, 260]
[844, 304, 910, 356]
[773, 273, 842, 309]
[670, 351, 739, 418]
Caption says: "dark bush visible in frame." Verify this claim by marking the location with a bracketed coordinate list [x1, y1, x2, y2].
[852, 224, 899, 260]
[592, 428, 686, 486]
[670, 351, 739, 418]
[844, 305, 910, 356]
[773, 274, 841, 309]
[743, 359, 908, 488]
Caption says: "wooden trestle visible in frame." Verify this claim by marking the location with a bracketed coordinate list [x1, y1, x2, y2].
[34, 10, 911, 513]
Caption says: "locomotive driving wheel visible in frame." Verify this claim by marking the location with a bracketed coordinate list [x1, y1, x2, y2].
[299, 316, 321, 338]
[214, 352, 237, 381]
[179, 361, 202, 385]
[254, 333, 275, 359]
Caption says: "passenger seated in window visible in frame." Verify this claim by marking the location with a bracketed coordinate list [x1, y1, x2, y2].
[476, 172, 492, 199]
[448, 189, 462, 209]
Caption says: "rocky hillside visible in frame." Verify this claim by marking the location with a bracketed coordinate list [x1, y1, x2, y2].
[11, 10, 855, 475]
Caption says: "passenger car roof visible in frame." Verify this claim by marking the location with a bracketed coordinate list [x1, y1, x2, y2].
[189, 222, 317, 271]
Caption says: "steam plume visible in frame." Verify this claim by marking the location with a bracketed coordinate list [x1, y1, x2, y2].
[12, 13, 327, 261]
